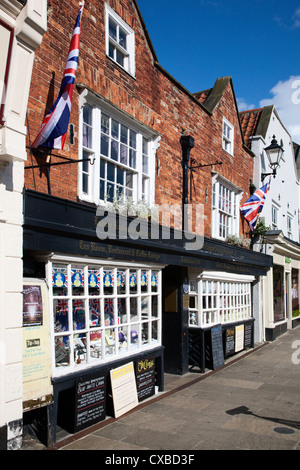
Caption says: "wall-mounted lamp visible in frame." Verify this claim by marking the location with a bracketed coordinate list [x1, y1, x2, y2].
[261, 135, 284, 183]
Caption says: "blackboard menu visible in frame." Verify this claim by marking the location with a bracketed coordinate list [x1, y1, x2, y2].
[211, 324, 224, 370]
[225, 327, 235, 357]
[75, 374, 106, 432]
[244, 322, 253, 349]
[135, 357, 156, 402]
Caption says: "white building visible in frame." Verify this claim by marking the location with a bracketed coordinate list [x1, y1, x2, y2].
[0, 0, 46, 450]
[240, 105, 300, 342]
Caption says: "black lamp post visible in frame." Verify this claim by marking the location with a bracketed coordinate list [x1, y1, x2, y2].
[261, 135, 284, 183]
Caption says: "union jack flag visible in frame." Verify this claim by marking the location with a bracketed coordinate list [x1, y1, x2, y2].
[31, 2, 84, 150]
[240, 177, 271, 231]
[89, 299, 101, 326]
[57, 299, 68, 314]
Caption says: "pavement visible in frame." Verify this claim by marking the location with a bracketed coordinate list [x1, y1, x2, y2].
[22, 326, 300, 451]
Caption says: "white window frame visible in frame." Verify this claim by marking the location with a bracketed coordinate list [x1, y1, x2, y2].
[105, 4, 135, 77]
[287, 214, 293, 239]
[211, 174, 242, 240]
[48, 255, 163, 377]
[272, 204, 279, 230]
[78, 91, 158, 207]
[222, 117, 234, 156]
[187, 271, 254, 328]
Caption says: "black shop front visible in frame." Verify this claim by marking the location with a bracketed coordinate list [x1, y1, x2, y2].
[22, 189, 272, 446]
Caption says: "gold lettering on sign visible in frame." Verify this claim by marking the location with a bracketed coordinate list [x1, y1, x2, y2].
[137, 358, 155, 373]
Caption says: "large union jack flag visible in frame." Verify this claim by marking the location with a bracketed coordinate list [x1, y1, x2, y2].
[240, 177, 271, 231]
[31, 2, 83, 150]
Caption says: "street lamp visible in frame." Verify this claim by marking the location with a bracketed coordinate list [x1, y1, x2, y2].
[261, 135, 284, 183]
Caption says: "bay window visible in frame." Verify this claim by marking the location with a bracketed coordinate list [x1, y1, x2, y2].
[79, 97, 157, 206]
[187, 271, 254, 328]
[48, 257, 162, 376]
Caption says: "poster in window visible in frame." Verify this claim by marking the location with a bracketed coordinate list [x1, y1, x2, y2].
[23, 285, 43, 327]
[273, 265, 285, 322]
[22, 280, 52, 407]
[292, 269, 300, 318]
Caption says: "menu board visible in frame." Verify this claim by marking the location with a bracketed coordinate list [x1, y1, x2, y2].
[75, 374, 106, 432]
[110, 362, 138, 418]
[211, 324, 224, 370]
[244, 322, 253, 349]
[135, 357, 156, 402]
[225, 327, 235, 357]
[235, 324, 245, 352]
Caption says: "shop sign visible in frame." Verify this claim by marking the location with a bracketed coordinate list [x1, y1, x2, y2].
[135, 357, 156, 402]
[225, 327, 235, 357]
[235, 324, 245, 352]
[22, 280, 52, 407]
[211, 324, 224, 370]
[244, 322, 253, 349]
[75, 374, 106, 432]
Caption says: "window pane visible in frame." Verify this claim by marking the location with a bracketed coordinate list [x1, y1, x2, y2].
[117, 166, 124, 185]
[83, 105, 92, 125]
[142, 155, 148, 174]
[112, 120, 119, 139]
[108, 44, 114, 60]
[121, 125, 128, 144]
[100, 159, 105, 179]
[101, 114, 109, 134]
[111, 140, 118, 161]
[101, 135, 109, 156]
[116, 50, 124, 66]
[129, 130, 136, 148]
[120, 144, 127, 165]
[107, 162, 115, 182]
[119, 28, 127, 49]
[129, 149, 136, 168]
[109, 18, 117, 41]
[83, 124, 92, 148]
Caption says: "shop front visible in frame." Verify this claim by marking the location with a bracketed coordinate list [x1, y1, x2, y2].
[23, 189, 272, 446]
[263, 231, 300, 341]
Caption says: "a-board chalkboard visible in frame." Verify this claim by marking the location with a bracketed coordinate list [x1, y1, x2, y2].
[211, 324, 224, 370]
[135, 357, 155, 402]
[75, 374, 106, 432]
[244, 322, 253, 349]
[225, 327, 235, 357]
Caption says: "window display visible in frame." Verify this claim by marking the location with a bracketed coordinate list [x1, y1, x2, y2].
[48, 259, 161, 375]
[187, 272, 253, 328]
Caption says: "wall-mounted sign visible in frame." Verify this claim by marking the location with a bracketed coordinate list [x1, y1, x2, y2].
[110, 362, 138, 418]
[22, 280, 52, 408]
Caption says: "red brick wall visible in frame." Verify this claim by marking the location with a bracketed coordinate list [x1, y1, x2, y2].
[25, 0, 252, 239]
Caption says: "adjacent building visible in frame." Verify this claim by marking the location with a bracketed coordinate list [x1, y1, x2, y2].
[0, 0, 46, 450]
[240, 105, 300, 341]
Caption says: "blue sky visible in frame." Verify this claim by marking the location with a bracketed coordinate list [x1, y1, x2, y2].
[137, 0, 300, 143]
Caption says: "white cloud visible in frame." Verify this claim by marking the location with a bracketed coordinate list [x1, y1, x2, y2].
[293, 7, 300, 28]
[236, 98, 255, 112]
[259, 75, 300, 144]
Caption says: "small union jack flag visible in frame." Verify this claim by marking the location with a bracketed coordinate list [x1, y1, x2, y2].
[31, 3, 83, 149]
[57, 299, 68, 314]
[240, 177, 271, 231]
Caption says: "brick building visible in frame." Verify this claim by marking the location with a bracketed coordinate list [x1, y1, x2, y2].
[22, 0, 272, 446]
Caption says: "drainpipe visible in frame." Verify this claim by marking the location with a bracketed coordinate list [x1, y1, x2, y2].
[180, 135, 194, 231]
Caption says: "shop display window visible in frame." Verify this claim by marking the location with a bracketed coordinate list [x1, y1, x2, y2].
[187, 273, 252, 328]
[49, 260, 161, 375]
